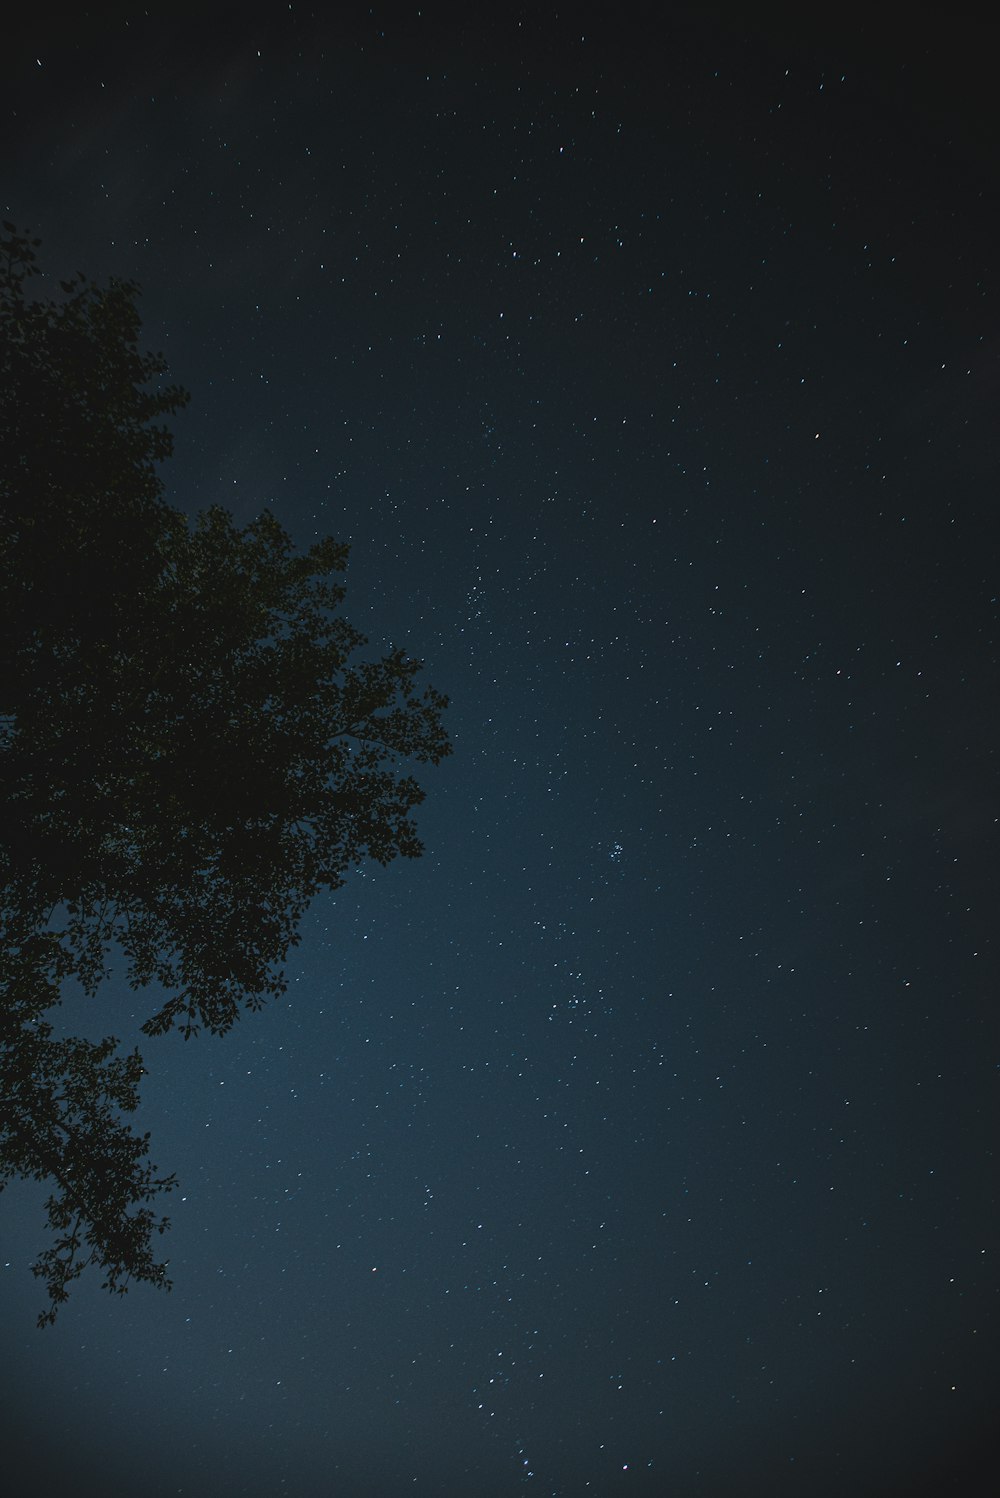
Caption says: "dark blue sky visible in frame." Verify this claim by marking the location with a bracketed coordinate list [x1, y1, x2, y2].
[2, 9, 996, 1496]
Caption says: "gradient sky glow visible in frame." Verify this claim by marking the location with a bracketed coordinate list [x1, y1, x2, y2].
[2, 10, 997, 1497]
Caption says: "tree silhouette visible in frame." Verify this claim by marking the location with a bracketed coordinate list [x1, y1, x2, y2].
[0, 226, 451, 1324]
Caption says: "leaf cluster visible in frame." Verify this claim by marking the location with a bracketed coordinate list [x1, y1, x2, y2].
[1, 227, 450, 1321]
[0, 930, 175, 1326]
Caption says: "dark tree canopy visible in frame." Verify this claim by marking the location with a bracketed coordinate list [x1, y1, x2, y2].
[0, 226, 451, 1323]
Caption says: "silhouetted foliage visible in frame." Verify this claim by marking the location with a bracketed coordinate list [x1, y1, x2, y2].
[0, 226, 451, 1323]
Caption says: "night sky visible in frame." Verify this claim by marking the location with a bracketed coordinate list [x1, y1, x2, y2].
[2, 9, 997, 1496]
